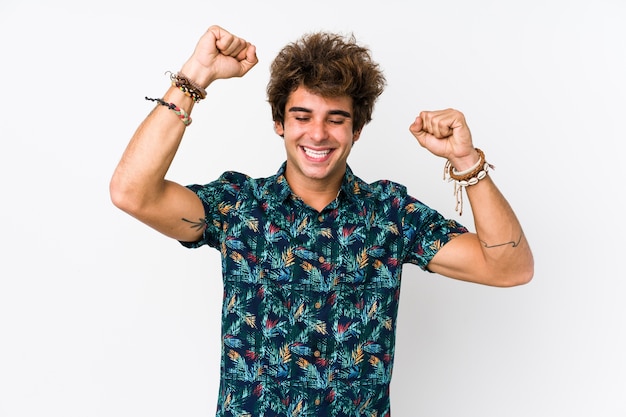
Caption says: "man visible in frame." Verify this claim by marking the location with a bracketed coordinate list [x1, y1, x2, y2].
[110, 25, 533, 417]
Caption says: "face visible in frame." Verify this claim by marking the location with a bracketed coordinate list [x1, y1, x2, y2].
[274, 86, 361, 193]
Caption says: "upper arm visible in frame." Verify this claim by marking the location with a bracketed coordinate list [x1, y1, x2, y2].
[427, 232, 532, 287]
[426, 232, 497, 286]
[117, 179, 207, 243]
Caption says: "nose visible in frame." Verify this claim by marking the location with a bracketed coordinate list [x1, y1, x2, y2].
[308, 118, 328, 142]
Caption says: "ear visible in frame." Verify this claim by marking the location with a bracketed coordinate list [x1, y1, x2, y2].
[274, 121, 285, 137]
[352, 129, 362, 144]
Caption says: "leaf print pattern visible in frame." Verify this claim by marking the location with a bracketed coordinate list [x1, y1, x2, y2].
[183, 163, 468, 417]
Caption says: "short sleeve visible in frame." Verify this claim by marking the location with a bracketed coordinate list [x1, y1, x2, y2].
[401, 196, 469, 270]
[179, 171, 250, 249]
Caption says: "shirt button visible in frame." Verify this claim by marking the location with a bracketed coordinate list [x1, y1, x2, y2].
[318, 215, 323, 222]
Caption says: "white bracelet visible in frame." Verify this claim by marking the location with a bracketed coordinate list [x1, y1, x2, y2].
[443, 148, 494, 215]
[456, 162, 491, 187]
[451, 156, 482, 177]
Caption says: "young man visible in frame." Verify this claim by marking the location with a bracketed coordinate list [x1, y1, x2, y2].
[110, 25, 533, 417]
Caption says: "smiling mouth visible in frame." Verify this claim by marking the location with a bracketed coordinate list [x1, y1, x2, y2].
[303, 147, 331, 159]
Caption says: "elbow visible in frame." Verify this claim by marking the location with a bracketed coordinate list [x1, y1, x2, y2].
[520, 262, 535, 285]
[495, 259, 535, 288]
[504, 269, 533, 287]
[109, 173, 142, 216]
[109, 176, 129, 212]
[516, 252, 535, 286]
[489, 243, 535, 287]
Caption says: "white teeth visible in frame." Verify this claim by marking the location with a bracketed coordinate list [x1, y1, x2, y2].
[304, 147, 330, 158]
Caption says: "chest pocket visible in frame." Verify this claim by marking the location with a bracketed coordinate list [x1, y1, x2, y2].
[334, 244, 401, 291]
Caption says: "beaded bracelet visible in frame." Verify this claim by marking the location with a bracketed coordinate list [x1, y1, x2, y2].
[443, 148, 494, 215]
[167, 71, 207, 103]
[145, 97, 192, 126]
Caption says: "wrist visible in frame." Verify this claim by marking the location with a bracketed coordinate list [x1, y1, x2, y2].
[180, 60, 215, 89]
[443, 148, 493, 215]
[168, 71, 207, 102]
[448, 149, 480, 172]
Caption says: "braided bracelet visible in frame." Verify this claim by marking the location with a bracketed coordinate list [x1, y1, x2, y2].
[145, 97, 192, 126]
[177, 71, 207, 98]
[443, 148, 494, 215]
[166, 71, 207, 103]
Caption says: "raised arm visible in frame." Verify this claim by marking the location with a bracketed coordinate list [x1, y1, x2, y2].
[409, 109, 534, 287]
[109, 25, 258, 242]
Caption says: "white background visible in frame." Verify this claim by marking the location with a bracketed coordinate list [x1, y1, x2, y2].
[1, 1, 624, 416]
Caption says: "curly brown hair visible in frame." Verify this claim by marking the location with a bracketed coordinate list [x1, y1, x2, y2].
[267, 31, 386, 133]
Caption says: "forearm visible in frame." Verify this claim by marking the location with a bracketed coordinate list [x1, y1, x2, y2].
[464, 175, 534, 284]
[110, 86, 195, 209]
[411, 109, 534, 285]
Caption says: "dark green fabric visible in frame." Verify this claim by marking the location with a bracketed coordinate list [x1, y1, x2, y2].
[183, 163, 467, 417]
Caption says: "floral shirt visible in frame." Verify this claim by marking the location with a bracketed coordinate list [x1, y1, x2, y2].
[182, 163, 467, 417]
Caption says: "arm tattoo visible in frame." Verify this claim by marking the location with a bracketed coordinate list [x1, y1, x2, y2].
[181, 217, 207, 232]
[479, 233, 523, 249]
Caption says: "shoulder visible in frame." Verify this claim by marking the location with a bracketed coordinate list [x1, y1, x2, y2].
[350, 173, 409, 203]
[188, 170, 283, 203]
[217, 170, 252, 183]
[352, 174, 445, 219]
[187, 171, 250, 197]
[367, 179, 408, 198]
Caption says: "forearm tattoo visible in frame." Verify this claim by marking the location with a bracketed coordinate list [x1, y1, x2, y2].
[181, 217, 207, 232]
[479, 233, 523, 249]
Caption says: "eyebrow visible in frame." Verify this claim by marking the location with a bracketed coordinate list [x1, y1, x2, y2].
[288, 107, 352, 118]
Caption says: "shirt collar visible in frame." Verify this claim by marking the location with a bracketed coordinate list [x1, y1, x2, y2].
[268, 162, 369, 205]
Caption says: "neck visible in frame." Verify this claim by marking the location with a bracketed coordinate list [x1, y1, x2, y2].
[297, 187, 341, 212]
[285, 174, 343, 212]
